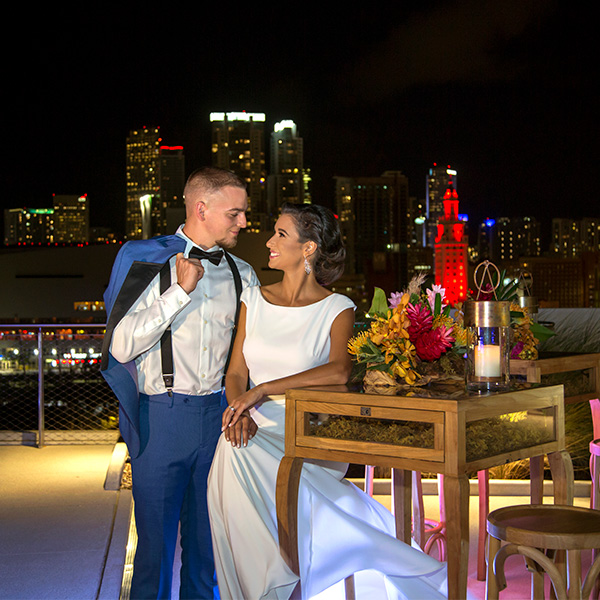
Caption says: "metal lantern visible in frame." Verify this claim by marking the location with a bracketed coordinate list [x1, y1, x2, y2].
[464, 261, 511, 393]
[517, 271, 538, 323]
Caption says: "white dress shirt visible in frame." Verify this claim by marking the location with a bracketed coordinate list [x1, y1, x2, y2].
[110, 227, 259, 396]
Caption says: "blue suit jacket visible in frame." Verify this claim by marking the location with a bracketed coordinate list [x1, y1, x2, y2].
[101, 235, 187, 458]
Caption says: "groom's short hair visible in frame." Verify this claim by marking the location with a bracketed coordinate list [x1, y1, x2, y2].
[183, 167, 246, 209]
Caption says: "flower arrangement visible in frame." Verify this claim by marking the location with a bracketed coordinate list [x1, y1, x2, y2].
[348, 270, 555, 388]
[509, 303, 539, 360]
[348, 275, 466, 386]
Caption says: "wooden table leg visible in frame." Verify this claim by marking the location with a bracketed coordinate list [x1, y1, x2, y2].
[412, 471, 426, 550]
[530, 455, 545, 504]
[477, 470, 490, 581]
[444, 474, 470, 600]
[276, 455, 304, 597]
[392, 468, 412, 544]
[548, 450, 574, 506]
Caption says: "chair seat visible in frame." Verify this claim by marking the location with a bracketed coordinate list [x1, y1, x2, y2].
[487, 504, 600, 550]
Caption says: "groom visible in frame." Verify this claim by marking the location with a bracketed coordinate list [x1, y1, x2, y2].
[101, 167, 258, 599]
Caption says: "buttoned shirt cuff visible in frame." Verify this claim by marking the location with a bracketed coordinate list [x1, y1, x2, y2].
[163, 282, 192, 313]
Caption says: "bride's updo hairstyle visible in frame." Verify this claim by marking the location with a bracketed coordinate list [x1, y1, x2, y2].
[280, 202, 346, 286]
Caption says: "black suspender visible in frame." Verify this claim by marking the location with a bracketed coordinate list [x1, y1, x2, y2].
[159, 251, 243, 395]
[159, 262, 175, 394]
[222, 252, 243, 384]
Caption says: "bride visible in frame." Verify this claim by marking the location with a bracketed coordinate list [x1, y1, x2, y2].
[207, 203, 447, 600]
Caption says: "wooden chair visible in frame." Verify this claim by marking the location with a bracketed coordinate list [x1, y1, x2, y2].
[589, 440, 600, 600]
[364, 466, 446, 559]
[486, 504, 600, 599]
[589, 400, 600, 509]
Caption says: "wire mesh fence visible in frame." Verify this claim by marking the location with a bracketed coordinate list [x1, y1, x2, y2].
[0, 325, 119, 446]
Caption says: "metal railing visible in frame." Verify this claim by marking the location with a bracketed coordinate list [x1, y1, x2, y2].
[0, 321, 370, 448]
[0, 324, 119, 447]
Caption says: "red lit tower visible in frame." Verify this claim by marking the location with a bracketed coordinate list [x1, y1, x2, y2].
[434, 183, 467, 305]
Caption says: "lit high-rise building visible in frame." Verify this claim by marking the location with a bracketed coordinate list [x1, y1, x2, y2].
[494, 216, 541, 261]
[552, 218, 581, 257]
[426, 164, 457, 247]
[267, 120, 307, 223]
[53, 194, 89, 243]
[434, 183, 467, 305]
[126, 128, 186, 240]
[552, 217, 600, 257]
[151, 146, 186, 236]
[210, 112, 266, 231]
[581, 218, 600, 253]
[3, 194, 89, 246]
[335, 171, 411, 292]
[126, 127, 161, 239]
[3, 208, 55, 245]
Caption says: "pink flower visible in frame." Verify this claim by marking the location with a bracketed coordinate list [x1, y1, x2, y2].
[414, 325, 454, 361]
[511, 342, 524, 359]
[406, 303, 433, 344]
[388, 292, 403, 309]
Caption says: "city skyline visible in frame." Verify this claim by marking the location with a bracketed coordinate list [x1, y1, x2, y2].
[3, 2, 594, 240]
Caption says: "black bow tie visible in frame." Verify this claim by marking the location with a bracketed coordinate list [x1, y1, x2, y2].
[189, 247, 224, 266]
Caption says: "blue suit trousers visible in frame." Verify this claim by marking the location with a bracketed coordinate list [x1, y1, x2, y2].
[129, 391, 225, 600]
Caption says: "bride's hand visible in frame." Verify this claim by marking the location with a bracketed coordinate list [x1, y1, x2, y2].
[222, 387, 264, 431]
[224, 412, 257, 448]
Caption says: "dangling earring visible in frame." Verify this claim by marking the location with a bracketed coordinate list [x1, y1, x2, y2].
[304, 256, 312, 275]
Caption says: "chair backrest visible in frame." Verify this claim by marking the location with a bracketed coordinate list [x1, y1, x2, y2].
[590, 399, 600, 439]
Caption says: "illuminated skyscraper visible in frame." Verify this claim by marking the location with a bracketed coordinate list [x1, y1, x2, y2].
[3, 194, 89, 246]
[210, 112, 267, 231]
[126, 127, 161, 240]
[267, 120, 306, 220]
[581, 218, 600, 253]
[426, 164, 457, 247]
[126, 128, 186, 239]
[151, 146, 185, 236]
[335, 171, 410, 291]
[53, 194, 89, 243]
[552, 218, 581, 257]
[434, 184, 468, 305]
[496, 216, 541, 261]
[3, 208, 55, 245]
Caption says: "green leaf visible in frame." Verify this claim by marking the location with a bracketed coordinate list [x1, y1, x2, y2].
[530, 322, 557, 343]
[354, 339, 385, 363]
[434, 292, 442, 316]
[499, 281, 519, 301]
[368, 287, 390, 318]
[369, 362, 391, 372]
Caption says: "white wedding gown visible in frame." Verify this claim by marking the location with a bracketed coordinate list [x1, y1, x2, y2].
[207, 286, 447, 600]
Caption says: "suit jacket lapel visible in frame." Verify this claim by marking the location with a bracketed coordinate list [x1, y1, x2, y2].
[101, 260, 167, 369]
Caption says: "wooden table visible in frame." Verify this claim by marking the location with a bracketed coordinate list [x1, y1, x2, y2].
[275, 382, 574, 600]
[510, 352, 600, 405]
[509, 352, 600, 521]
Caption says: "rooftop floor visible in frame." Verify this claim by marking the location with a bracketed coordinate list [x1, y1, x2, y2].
[0, 443, 593, 599]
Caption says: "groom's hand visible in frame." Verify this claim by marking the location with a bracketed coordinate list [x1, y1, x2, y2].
[176, 253, 204, 294]
[224, 412, 257, 448]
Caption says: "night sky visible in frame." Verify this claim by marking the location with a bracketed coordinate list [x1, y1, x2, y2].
[2, 2, 595, 245]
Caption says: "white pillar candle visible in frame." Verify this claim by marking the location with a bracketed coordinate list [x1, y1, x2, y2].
[474, 344, 501, 377]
